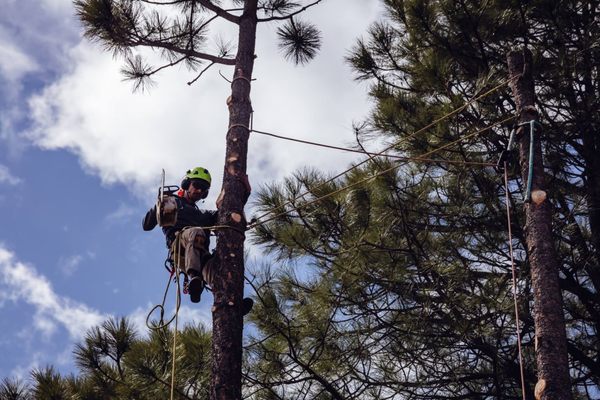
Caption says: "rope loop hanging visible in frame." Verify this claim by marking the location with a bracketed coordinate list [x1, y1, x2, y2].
[231, 75, 252, 86]
[146, 235, 183, 331]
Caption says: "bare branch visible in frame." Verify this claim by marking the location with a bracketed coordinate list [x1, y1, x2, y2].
[187, 61, 216, 85]
[257, 0, 321, 22]
[219, 69, 233, 83]
[197, 0, 241, 24]
[138, 0, 186, 5]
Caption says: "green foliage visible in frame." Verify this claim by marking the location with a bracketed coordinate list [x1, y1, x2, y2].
[30, 367, 69, 400]
[276, 18, 322, 65]
[0, 377, 30, 400]
[73, 0, 323, 90]
[74, 0, 142, 54]
[1, 317, 212, 400]
[247, 0, 600, 399]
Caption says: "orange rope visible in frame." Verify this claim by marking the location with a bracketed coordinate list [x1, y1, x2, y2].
[248, 116, 514, 230]
[249, 79, 513, 226]
[503, 161, 527, 400]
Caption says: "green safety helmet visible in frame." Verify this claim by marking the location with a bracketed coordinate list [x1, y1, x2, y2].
[186, 167, 211, 184]
[182, 167, 211, 190]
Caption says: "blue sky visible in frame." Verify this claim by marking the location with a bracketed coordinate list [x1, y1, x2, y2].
[0, 0, 384, 379]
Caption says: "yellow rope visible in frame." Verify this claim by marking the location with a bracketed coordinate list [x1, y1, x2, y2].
[146, 236, 183, 331]
[248, 115, 516, 230]
[249, 78, 513, 226]
[170, 238, 182, 400]
[503, 162, 527, 400]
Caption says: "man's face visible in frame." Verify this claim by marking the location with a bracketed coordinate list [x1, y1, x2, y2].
[186, 179, 209, 202]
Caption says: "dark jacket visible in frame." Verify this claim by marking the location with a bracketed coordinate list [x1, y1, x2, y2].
[143, 196, 218, 248]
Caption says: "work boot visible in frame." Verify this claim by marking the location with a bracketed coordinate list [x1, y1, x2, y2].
[242, 297, 254, 316]
[187, 273, 204, 303]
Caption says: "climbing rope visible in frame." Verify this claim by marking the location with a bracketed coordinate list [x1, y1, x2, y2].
[503, 161, 527, 400]
[145, 272, 182, 331]
[146, 236, 184, 331]
[219, 78, 517, 232]
[169, 245, 181, 400]
[146, 225, 244, 327]
[247, 114, 516, 230]
[251, 128, 496, 167]
[144, 235, 184, 399]
[247, 79, 515, 227]
[203, 224, 247, 236]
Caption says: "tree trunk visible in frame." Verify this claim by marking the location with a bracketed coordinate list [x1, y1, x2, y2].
[507, 49, 572, 400]
[211, 1, 257, 399]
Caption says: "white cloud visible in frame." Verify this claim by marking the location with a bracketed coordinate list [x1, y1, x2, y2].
[58, 254, 84, 276]
[0, 164, 21, 185]
[0, 246, 108, 340]
[39, 0, 74, 14]
[26, 0, 384, 204]
[9, 352, 45, 380]
[33, 316, 58, 338]
[27, 41, 232, 195]
[105, 202, 139, 224]
[176, 304, 212, 328]
[0, 32, 38, 82]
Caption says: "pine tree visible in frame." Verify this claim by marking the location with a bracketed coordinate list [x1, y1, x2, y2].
[72, 1, 325, 398]
[0, 377, 31, 400]
[1, 318, 214, 400]
[247, 0, 600, 398]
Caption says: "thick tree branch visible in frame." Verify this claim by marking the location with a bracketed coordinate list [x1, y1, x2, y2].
[197, 0, 241, 23]
[132, 37, 236, 65]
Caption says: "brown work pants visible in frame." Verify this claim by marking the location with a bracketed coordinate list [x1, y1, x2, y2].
[174, 227, 217, 287]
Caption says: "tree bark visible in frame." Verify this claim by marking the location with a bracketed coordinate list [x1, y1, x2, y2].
[211, 1, 257, 399]
[507, 49, 572, 400]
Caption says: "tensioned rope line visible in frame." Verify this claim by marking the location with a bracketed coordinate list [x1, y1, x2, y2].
[169, 284, 180, 400]
[169, 243, 182, 400]
[247, 77, 516, 226]
[145, 235, 184, 399]
[251, 128, 495, 167]
[503, 161, 527, 400]
[247, 114, 516, 230]
[167, 241, 185, 400]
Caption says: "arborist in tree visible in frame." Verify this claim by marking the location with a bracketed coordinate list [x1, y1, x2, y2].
[142, 166, 253, 314]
